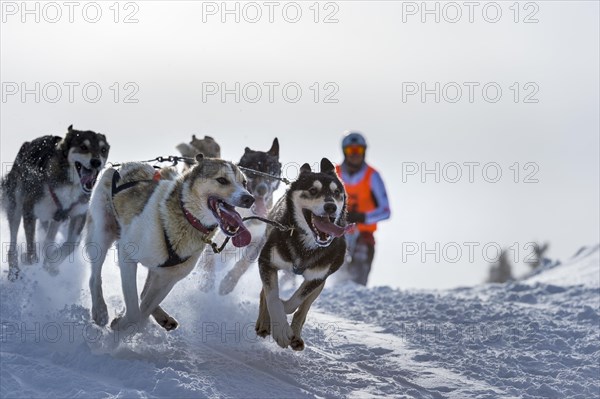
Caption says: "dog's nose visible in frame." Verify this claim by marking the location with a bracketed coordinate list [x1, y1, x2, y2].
[90, 158, 101, 168]
[240, 194, 255, 208]
[254, 183, 268, 197]
[324, 203, 337, 215]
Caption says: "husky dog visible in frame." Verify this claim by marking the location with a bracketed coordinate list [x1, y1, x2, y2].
[255, 158, 352, 350]
[1, 125, 110, 280]
[176, 135, 221, 170]
[199, 138, 282, 295]
[86, 154, 254, 331]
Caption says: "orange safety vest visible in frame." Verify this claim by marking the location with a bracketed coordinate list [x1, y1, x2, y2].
[336, 164, 377, 233]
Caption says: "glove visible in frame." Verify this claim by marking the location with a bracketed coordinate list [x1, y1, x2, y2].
[346, 211, 366, 224]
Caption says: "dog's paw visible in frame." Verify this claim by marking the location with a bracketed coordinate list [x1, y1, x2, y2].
[110, 316, 122, 330]
[271, 322, 293, 348]
[255, 326, 270, 338]
[7, 250, 18, 269]
[255, 319, 271, 338]
[290, 336, 305, 351]
[159, 316, 179, 331]
[92, 302, 109, 326]
[22, 252, 39, 265]
[218, 273, 238, 296]
[154, 313, 179, 331]
[110, 316, 132, 331]
[7, 267, 21, 282]
[43, 263, 59, 277]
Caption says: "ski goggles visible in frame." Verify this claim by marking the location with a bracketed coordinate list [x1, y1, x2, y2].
[343, 145, 366, 156]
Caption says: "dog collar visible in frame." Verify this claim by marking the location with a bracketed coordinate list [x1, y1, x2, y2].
[180, 199, 216, 235]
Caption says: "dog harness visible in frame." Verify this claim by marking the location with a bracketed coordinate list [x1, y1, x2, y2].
[48, 185, 89, 221]
[111, 169, 214, 268]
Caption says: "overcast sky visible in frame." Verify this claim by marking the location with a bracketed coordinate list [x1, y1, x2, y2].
[1, 1, 598, 289]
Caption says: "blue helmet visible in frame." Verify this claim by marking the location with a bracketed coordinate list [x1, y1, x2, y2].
[342, 131, 367, 149]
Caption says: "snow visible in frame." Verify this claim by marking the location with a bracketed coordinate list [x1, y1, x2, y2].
[1, 233, 599, 398]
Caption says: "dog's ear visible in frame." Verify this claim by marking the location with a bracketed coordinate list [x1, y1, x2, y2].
[340, 191, 348, 226]
[300, 163, 312, 174]
[68, 124, 73, 132]
[195, 153, 204, 163]
[320, 158, 335, 174]
[204, 135, 214, 141]
[192, 134, 197, 140]
[268, 138, 279, 157]
[58, 131, 74, 158]
[244, 147, 251, 153]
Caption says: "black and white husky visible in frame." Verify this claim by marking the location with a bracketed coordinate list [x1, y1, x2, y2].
[255, 158, 352, 351]
[199, 138, 282, 295]
[1, 125, 110, 280]
[86, 154, 255, 331]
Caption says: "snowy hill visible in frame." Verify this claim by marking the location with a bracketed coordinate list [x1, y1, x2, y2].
[1, 243, 598, 398]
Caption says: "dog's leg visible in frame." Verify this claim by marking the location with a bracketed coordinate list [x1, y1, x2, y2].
[289, 280, 325, 351]
[43, 220, 60, 244]
[140, 271, 179, 331]
[198, 250, 216, 292]
[110, 246, 140, 330]
[87, 218, 116, 326]
[87, 172, 118, 326]
[40, 220, 49, 232]
[149, 306, 178, 331]
[282, 278, 325, 314]
[139, 271, 182, 330]
[255, 287, 271, 338]
[220, 236, 267, 296]
[44, 215, 85, 274]
[218, 258, 252, 295]
[67, 214, 85, 245]
[22, 204, 38, 265]
[260, 265, 292, 348]
[6, 190, 23, 281]
[60, 214, 86, 265]
[219, 239, 263, 295]
[41, 220, 61, 275]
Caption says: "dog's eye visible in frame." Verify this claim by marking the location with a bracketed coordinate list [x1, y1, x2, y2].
[333, 189, 341, 197]
[308, 187, 318, 195]
[242, 180, 248, 189]
[80, 145, 88, 152]
[101, 147, 107, 155]
[216, 177, 229, 185]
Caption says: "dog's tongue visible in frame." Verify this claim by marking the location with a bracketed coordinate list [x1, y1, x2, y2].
[232, 228, 251, 247]
[252, 198, 268, 218]
[219, 206, 252, 247]
[312, 214, 354, 238]
[80, 170, 97, 190]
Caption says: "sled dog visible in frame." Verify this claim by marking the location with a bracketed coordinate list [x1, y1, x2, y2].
[176, 135, 221, 170]
[1, 125, 110, 280]
[200, 138, 282, 295]
[86, 154, 254, 331]
[255, 158, 352, 350]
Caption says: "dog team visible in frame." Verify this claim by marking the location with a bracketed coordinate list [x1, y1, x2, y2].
[1, 125, 359, 351]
